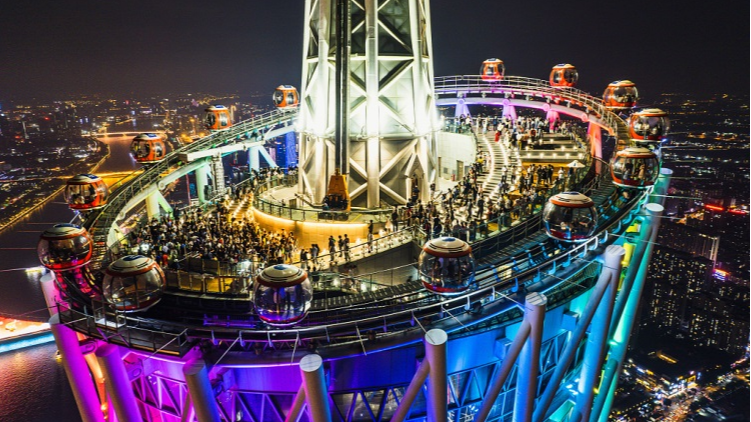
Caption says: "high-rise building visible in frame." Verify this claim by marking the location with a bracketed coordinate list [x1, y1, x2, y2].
[0, 111, 10, 139]
[687, 277, 750, 355]
[657, 221, 720, 263]
[643, 246, 712, 330]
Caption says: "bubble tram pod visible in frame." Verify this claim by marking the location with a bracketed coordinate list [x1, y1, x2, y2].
[254, 264, 313, 326]
[419, 237, 476, 295]
[628, 108, 670, 142]
[273, 85, 299, 109]
[64, 174, 109, 212]
[101, 255, 165, 312]
[543, 192, 598, 242]
[37, 223, 94, 272]
[480, 58, 505, 81]
[204, 104, 232, 131]
[602, 80, 638, 109]
[610, 147, 660, 188]
[549, 63, 578, 87]
[130, 133, 167, 163]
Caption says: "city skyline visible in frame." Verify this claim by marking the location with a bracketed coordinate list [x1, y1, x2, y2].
[0, 1, 747, 421]
[0, 0, 748, 102]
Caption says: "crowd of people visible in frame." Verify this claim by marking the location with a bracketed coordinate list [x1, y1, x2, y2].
[386, 114, 584, 244]
[386, 161, 565, 244]
[123, 114, 585, 280]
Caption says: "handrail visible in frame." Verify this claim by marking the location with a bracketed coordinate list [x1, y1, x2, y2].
[252, 175, 393, 223]
[433, 75, 625, 142]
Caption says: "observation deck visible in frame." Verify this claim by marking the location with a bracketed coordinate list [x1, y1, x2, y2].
[52, 76, 650, 365]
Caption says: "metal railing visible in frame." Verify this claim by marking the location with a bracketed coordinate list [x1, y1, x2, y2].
[433, 75, 626, 143]
[252, 175, 394, 223]
[57, 180, 648, 355]
[57, 301, 191, 356]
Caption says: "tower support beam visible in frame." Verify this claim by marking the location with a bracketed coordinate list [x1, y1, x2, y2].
[587, 123, 602, 174]
[502, 102, 517, 121]
[183, 359, 221, 422]
[298, 0, 436, 207]
[300, 354, 332, 422]
[574, 246, 626, 421]
[392, 352, 431, 422]
[195, 165, 209, 203]
[96, 343, 141, 422]
[533, 245, 626, 422]
[50, 314, 105, 422]
[513, 293, 548, 422]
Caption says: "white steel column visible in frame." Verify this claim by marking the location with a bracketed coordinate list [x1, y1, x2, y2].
[96, 343, 141, 422]
[474, 322, 531, 422]
[513, 292, 548, 422]
[393, 328, 448, 422]
[211, 155, 225, 196]
[146, 192, 160, 220]
[195, 165, 209, 203]
[49, 314, 105, 422]
[574, 245, 626, 421]
[300, 354, 332, 422]
[365, 0, 379, 207]
[533, 245, 626, 422]
[183, 359, 221, 422]
[426, 329, 448, 422]
[40, 271, 62, 316]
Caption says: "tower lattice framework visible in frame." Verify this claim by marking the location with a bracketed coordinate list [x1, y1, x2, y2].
[298, 0, 437, 207]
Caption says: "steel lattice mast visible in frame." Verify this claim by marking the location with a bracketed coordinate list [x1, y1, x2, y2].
[298, 0, 438, 207]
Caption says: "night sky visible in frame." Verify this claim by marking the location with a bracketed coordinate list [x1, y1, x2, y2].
[0, 0, 747, 102]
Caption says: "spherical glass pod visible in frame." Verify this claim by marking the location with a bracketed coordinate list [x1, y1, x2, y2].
[603, 80, 638, 109]
[550, 64, 578, 87]
[480, 58, 505, 81]
[38, 224, 93, 271]
[204, 105, 232, 131]
[102, 255, 165, 312]
[273, 85, 299, 109]
[610, 147, 660, 188]
[542, 192, 598, 242]
[629, 108, 670, 141]
[254, 264, 313, 326]
[130, 133, 166, 163]
[64, 174, 109, 211]
[419, 237, 476, 295]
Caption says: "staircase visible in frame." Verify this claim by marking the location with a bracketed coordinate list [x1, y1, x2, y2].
[476, 130, 522, 205]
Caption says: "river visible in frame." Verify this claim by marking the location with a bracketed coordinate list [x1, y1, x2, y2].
[0, 127, 150, 422]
